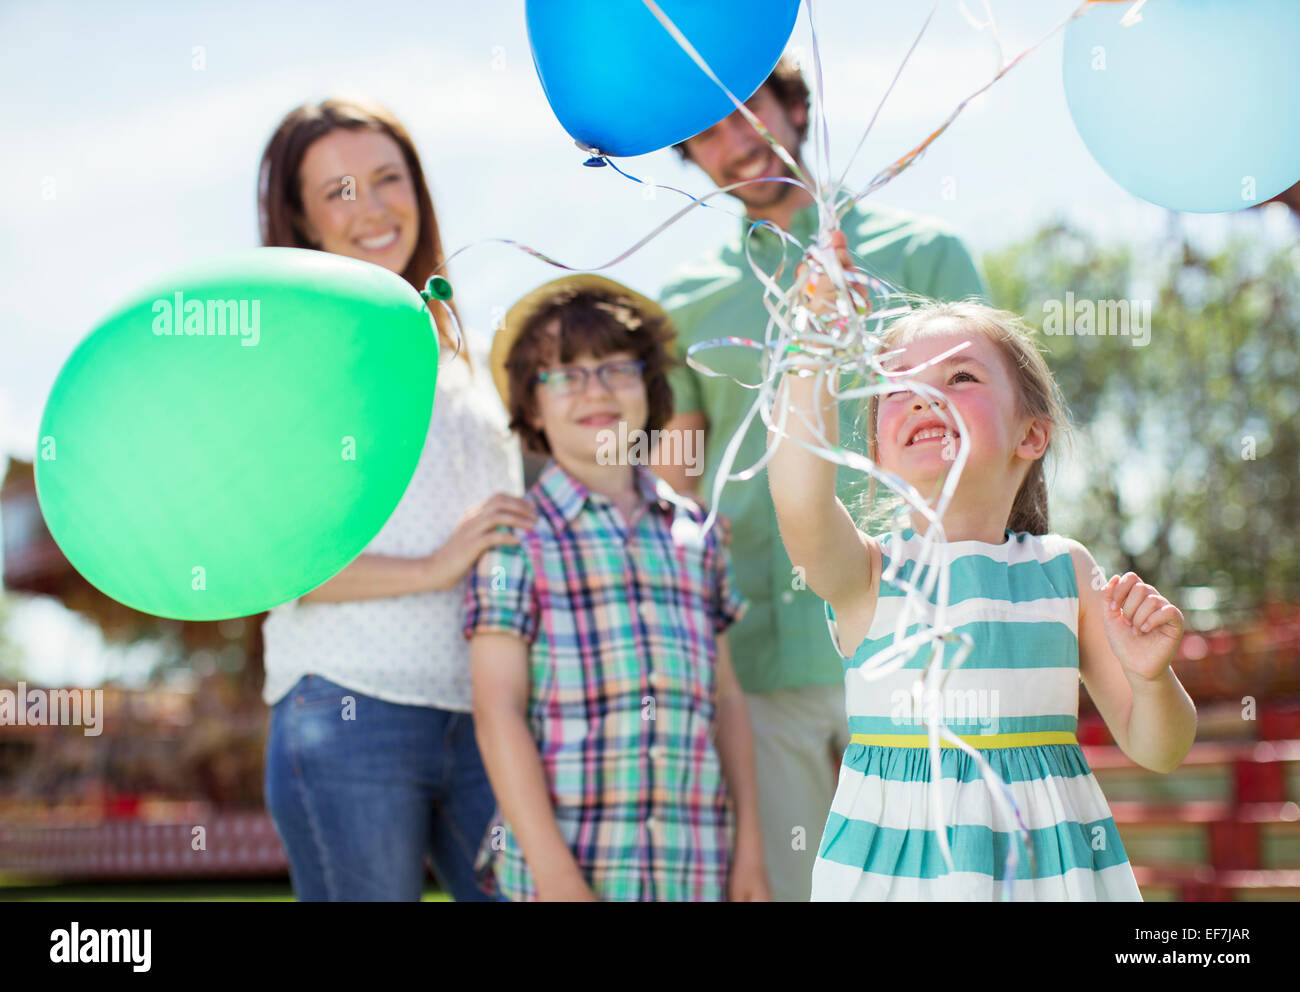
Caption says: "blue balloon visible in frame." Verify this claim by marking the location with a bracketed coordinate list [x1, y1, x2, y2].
[1063, 0, 1300, 214]
[526, 0, 801, 158]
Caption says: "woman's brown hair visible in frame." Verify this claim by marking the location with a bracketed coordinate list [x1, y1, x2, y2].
[257, 98, 464, 358]
[859, 300, 1072, 536]
[505, 289, 676, 456]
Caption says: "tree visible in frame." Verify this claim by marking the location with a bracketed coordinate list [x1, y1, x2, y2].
[983, 217, 1300, 616]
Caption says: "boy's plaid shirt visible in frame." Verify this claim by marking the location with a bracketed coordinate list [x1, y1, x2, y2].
[462, 459, 747, 901]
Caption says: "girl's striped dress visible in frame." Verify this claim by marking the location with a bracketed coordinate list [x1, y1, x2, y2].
[812, 528, 1142, 901]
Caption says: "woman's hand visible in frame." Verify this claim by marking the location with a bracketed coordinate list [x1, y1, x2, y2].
[1102, 572, 1184, 682]
[426, 492, 537, 590]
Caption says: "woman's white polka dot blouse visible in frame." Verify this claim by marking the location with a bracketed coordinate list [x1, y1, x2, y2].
[261, 346, 523, 711]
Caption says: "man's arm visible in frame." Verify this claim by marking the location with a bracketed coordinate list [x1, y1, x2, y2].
[655, 299, 708, 499]
[651, 410, 708, 499]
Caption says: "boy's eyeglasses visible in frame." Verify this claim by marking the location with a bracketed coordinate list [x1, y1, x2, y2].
[535, 359, 646, 397]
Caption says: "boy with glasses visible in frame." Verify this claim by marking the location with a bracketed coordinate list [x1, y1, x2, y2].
[463, 274, 769, 901]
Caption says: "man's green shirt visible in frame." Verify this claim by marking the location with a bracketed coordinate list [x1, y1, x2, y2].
[660, 201, 986, 693]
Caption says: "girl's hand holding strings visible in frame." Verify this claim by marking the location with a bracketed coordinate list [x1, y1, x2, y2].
[793, 229, 869, 335]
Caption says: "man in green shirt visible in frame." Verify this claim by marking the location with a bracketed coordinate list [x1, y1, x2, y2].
[651, 57, 986, 901]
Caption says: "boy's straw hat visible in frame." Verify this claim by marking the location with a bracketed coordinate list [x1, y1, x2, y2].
[488, 273, 675, 406]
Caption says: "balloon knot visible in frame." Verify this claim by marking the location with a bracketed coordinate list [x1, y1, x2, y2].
[422, 275, 453, 301]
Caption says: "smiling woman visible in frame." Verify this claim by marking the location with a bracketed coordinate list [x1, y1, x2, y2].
[256, 98, 462, 351]
[253, 98, 531, 903]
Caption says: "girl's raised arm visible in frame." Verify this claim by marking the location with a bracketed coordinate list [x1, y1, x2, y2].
[766, 231, 874, 614]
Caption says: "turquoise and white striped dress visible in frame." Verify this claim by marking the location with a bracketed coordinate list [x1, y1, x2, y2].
[813, 528, 1142, 901]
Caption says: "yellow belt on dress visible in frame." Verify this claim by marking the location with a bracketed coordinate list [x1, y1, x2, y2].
[849, 730, 1079, 749]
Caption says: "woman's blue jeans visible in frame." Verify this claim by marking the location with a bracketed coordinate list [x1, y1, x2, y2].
[265, 674, 496, 902]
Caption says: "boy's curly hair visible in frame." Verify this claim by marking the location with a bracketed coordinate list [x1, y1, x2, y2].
[504, 289, 677, 456]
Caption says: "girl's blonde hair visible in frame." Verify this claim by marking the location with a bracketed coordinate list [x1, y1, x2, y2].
[858, 300, 1072, 536]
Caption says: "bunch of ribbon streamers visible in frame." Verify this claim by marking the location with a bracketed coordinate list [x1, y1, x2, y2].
[430, 0, 1135, 899]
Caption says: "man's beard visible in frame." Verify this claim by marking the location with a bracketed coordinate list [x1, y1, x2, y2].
[733, 157, 802, 210]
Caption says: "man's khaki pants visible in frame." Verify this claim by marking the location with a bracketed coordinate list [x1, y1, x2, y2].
[743, 683, 851, 902]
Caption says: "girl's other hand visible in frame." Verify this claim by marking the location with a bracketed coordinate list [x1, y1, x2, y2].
[1102, 572, 1184, 681]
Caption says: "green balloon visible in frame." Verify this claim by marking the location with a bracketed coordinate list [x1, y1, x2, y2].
[35, 248, 439, 621]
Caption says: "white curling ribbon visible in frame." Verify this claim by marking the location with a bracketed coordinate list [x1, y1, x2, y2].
[639, 0, 1092, 898]
[404, 0, 1093, 901]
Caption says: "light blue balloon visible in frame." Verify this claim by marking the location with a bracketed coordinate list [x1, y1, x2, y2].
[526, 0, 801, 158]
[1063, 0, 1300, 214]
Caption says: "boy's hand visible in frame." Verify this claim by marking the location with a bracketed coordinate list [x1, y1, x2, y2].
[727, 838, 771, 902]
[536, 871, 599, 902]
[1102, 572, 1184, 682]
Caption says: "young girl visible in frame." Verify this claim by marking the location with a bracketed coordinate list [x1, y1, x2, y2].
[767, 234, 1196, 900]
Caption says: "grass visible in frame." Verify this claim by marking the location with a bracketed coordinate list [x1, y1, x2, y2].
[0, 879, 452, 901]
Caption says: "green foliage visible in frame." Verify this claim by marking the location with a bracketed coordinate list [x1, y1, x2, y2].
[984, 218, 1300, 612]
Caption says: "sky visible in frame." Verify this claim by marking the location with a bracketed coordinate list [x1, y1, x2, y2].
[2, 0, 1296, 685]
